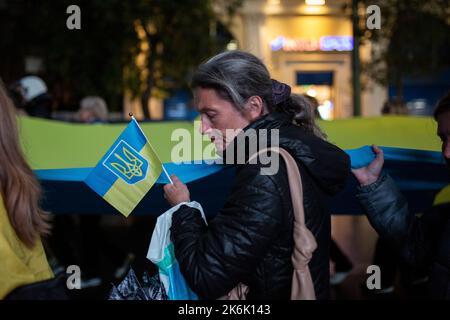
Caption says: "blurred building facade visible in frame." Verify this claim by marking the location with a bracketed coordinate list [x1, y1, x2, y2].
[217, 0, 387, 119]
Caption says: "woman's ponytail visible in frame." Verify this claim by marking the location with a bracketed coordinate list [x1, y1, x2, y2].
[271, 80, 326, 139]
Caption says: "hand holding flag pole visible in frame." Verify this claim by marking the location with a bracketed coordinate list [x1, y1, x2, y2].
[128, 114, 190, 206]
[129, 113, 174, 185]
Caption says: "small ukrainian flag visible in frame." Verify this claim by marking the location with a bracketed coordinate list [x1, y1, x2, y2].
[85, 117, 164, 217]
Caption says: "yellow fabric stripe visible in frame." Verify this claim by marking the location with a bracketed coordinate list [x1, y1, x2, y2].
[433, 185, 450, 206]
[103, 142, 163, 217]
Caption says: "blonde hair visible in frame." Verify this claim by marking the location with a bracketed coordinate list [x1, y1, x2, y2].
[79, 96, 108, 121]
[0, 79, 50, 248]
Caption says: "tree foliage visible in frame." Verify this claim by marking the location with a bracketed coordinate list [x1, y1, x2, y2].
[0, 0, 241, 114]
[359, 0, 450, 99]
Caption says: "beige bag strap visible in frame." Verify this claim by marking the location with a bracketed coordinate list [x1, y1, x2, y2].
[248, 147, 317, 300]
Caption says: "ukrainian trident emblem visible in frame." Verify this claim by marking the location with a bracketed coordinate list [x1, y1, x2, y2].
[103, 140, 149, 184]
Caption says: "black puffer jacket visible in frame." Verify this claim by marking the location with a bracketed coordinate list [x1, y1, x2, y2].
[357, 172, 450, 299]
[171, 112, 350, 300]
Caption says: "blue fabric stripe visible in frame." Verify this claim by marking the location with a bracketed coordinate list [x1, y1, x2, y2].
[35, 146, 445, 192]
[346, 146, 445, 169]
[36, 161, 224, 184]
[37, 168, 92, 181]
[396, 180, 447, 190]
[84, 120, 148, 196]
[34, 146, 447, 216]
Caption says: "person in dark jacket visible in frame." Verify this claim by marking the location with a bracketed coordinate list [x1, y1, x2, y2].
[13, 76, 52, 119]
[353, 91, 450, 299]
[162, 51, 350, 300]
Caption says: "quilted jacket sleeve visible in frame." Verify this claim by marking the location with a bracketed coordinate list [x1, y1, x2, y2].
[170, 164, 285, 299]
[356, 172, 446, 270]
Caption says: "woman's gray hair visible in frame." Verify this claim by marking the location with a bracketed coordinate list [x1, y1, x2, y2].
[191, 50, 325, 139]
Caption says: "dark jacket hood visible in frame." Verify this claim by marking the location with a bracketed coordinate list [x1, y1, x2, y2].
[223, 112, 351, 195]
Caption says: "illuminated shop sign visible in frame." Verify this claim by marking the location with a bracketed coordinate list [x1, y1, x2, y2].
[270, 36, 353, 52]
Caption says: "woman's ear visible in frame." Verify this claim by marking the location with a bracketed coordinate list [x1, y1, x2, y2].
[244, 96, 265, 122]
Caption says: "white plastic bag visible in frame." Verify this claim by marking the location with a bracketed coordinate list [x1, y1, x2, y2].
[147, 201, 206, 300]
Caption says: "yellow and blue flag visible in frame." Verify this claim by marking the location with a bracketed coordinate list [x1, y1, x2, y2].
[85, 118, 163, 217]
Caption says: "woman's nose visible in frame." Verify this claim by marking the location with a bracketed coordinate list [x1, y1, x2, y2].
[200, 118, 210, 134]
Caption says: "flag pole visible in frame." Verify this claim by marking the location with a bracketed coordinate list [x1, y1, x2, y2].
[129, 113, 174, 184]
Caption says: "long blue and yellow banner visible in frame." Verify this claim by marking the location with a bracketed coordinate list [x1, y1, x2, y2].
[17, 115, 448, 216]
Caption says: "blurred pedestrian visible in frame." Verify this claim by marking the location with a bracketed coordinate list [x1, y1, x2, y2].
[75, 96, 109, 123]
[352, 91, 450, 299]
[13, 76, 52, 118]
